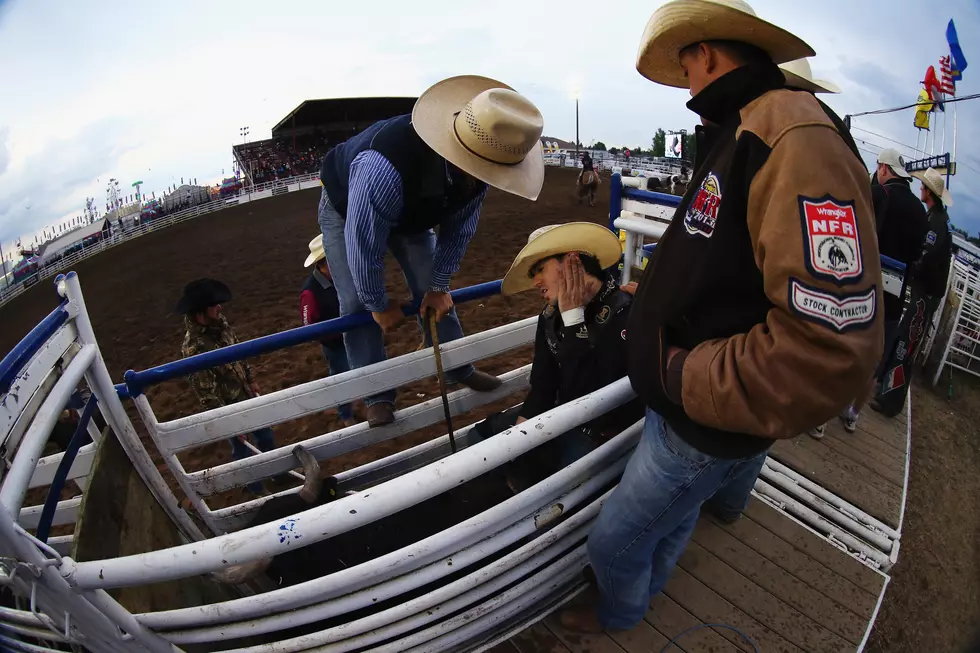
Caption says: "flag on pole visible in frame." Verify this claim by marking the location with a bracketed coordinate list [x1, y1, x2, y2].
[923, 66, 945, 108]
[922, 66, 943, 108]
[940, 56, 956, 95]
[947, 19, 967, 81]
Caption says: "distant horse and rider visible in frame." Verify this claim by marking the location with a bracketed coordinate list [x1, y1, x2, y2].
[576, 152, 601, 207]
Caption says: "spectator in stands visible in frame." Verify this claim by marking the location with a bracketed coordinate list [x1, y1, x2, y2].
[300, 235, 355, 426]
[469, 223, 641, 492]
[317, 75, 545, 427]
[178, 279, 275, 493]
[560, 0, 882, 634]
[814, 148, 927, 436]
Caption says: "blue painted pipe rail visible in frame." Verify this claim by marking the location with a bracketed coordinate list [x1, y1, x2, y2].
[116, 280, 503, 399]
[0, 300, 70, 395]
[36, 393, 97, 543]
[624, 187, 682, 207]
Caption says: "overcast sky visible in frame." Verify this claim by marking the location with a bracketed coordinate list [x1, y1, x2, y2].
[1, 0, 978, 262]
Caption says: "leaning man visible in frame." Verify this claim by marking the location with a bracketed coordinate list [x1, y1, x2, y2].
[563, 0, 883, 632]
[317, 75, 545, 427]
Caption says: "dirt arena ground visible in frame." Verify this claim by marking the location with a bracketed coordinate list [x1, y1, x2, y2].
[2, 166, 978, 649]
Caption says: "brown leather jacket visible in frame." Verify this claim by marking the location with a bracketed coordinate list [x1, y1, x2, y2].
[627, 63, 883, 458]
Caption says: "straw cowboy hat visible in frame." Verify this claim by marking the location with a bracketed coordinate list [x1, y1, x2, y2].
[502, 223, 623, 295]
[913, 167, 953, 207]
[412, 75, 545, 201]
[175, 278, 232, 314]
[636, 0, 815, 88]
[304, 235, 325, 267]
[779, 58, 841, 94]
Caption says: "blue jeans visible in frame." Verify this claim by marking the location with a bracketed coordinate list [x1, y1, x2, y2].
[587, 409, 771, 630]
[317, 189, 474, 407]
[704, 450, 768, 522]
[230, 427, 276, 493]
[322, 344, 354, 421]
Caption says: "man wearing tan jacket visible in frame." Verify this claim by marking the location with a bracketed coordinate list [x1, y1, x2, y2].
[561, 0, 883, 633]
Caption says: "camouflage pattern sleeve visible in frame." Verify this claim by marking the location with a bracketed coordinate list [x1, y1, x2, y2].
[188, 369, 224, 410]
[182, 334, 225, 410]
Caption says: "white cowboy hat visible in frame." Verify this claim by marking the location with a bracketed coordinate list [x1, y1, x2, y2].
[780, 58, 841, 94]
[636, 0, 815, 88]
[413, 75, 545, 201]
[501, 223, 623, 295]
[304, 235, 325, 267]
[913, 167, 953, 207]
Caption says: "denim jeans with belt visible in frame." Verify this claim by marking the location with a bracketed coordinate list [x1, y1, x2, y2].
[317, 188, 474, 407]
[587, 409, 771, 630]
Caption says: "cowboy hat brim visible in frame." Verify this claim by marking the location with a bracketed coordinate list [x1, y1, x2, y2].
[304, 250, 325, 267]
[304, 235, 326, 267]
[912, 171, 953, 207]
[175, 279, 232, 314]
[412, 75, 545, 201]
[781, 68, 841, 94]
[636, 0, 816, 88]
[502, 223, 623, 295]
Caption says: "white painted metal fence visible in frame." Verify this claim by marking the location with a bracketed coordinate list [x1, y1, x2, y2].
[931, 259, 980, 385]
[0, 266, 641, 650]
[0, 173, 322, 311]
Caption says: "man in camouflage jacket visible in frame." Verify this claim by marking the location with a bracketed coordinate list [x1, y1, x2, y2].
[177, 278, 275, 492]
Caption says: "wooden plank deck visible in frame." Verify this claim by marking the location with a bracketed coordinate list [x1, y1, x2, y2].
[494, 407, 908, 653]
[770, 408, 909, 529]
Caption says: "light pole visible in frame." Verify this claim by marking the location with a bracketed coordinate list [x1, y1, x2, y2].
[240, 126, 252, 201]
[570, 86, 581, 167]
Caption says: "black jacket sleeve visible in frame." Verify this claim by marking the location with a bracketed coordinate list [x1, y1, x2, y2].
[519, 316, 561, 420]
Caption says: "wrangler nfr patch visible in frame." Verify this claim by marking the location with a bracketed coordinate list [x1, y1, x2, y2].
[799, 195, 863, 284]
[788, 278, 876, 333]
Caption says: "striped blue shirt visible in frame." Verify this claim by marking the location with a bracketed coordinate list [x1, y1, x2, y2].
[345, 150, 487, 313]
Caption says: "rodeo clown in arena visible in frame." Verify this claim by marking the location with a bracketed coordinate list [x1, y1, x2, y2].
[558, 0, 884, 634]
[317, 75, 546, 428]
[469, 223, 642, 492]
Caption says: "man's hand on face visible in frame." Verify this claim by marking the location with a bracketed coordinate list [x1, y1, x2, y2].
[420, 290, 454, 323]
[372, 303, 404, 333]
[557, 253, 592, 314]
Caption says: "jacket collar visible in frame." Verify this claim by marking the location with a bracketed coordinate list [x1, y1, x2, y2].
[312, 268, 333, 289]
[686, 62, 786, 126]
[184, 314, 228, 339]
[883, 177, 912, 189]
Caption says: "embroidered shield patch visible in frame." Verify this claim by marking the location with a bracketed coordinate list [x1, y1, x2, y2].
[596, 305, 611, 324]
[799, 195, 863, 284]
[684, 172, 722, 238]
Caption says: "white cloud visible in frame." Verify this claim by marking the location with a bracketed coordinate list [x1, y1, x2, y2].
[0, 0, 978, 244]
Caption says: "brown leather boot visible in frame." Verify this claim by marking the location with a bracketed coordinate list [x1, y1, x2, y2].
[366, 403, 395, 427]
[457, 370, 503, 392]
